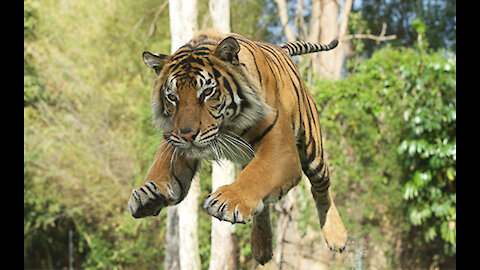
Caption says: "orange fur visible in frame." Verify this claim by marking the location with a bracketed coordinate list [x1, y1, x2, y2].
[128, 30, 347, 264]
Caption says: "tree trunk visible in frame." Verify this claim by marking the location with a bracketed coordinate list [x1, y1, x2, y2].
[273, 190, 299, 270]
[208, 1, 237, 269]
[166, 1, 200, 270]
[315, 0, 338, 80]
[209, 161, 237, 270]
[209, 0, 230, 33]
[179, 174, 201, 270]
[333, 0, 353, 79]
[307, 0, 322, 82]
[164, 207, 180, 270]
[274, 0, 353, 80]
[169, 0, 198, 53]
[315, 0, 353, 79]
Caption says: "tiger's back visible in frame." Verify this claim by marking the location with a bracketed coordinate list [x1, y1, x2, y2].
[228, 31, 332, 194]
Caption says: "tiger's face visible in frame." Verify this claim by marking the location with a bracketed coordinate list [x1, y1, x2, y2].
[143, 36, 269, 160]
[158, 69, 240, 158]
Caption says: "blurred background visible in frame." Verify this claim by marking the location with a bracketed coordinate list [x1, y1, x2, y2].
[24, 0, 456, 269]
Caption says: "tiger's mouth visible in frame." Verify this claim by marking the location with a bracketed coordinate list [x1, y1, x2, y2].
[163, 130, 255, 163]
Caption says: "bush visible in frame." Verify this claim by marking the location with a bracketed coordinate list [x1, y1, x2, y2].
[312, 45, 456, 268]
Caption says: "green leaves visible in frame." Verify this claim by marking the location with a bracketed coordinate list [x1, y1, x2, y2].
[313, 43, 456, 263]
[396, 46, 456, 253]
[412, 18, 427, 35]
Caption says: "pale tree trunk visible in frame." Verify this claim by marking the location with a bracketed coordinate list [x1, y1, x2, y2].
[273, 190, 300, 270]
[209, 0, 230, 34]
[305, 0, 322, 83]
[315, 0, 338, 80]
[275, 0, 392, 80]
[315, 0, 353, 79]
[165, 1, 200, 270]
[179, 174, 201, 270]
[209, 161, 237, 270]
[164, 206, 180, 270]
[208, 1, 237, 269]
[333, 0, 353, 79]
[275, 0, 353, 80]
[169, 0, 198, 53]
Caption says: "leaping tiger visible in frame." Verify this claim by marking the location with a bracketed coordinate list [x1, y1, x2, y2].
[128, 29, 347, 264]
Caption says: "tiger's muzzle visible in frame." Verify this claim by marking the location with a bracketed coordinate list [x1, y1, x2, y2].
[164, 125, 220, 157]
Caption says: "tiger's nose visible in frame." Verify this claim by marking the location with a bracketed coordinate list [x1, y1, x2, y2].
[179, 129, 199, 142]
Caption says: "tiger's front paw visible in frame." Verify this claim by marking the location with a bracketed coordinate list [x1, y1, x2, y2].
[203, 184, 264, 224]
[128, 181, 181, 218]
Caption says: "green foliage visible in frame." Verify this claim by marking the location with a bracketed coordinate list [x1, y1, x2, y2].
[354, 0, 456, 54]
[24, 0, 47, 106]
[76, 213, 166, 270]
[25, 0, 455, 268]
[312, 44, 456, 267]
[24, 0, 170, 268]
[396, 48, 456, 256]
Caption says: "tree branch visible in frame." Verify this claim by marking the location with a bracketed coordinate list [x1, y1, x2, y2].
[148, 0, 169, 37]
[347, 33, 397, 42]
[346, 23, 397, 44]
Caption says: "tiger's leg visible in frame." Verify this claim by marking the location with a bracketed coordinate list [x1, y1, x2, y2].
[250, 206, 273, 265]
[203, 111, 302, 225]
[128, 139, 199, 218]
[301, 139, 348, 252]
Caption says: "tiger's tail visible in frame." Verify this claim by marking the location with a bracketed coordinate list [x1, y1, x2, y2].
[280, 39, 338, 56]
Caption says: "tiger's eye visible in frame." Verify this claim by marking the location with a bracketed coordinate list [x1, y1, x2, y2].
[166, 94, 177, 102]
[202, 88, 214, 96]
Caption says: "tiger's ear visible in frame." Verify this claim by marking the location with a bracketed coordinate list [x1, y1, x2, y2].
[213, 37, 240, 65]
[142, 52, 169, 74]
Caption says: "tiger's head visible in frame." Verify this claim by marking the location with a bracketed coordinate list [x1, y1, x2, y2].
[142, 34, 271, 160]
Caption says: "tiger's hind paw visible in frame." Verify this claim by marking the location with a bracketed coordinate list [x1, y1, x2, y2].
[320, 203, 348, 253]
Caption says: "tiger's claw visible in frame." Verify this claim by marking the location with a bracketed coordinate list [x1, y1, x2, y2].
[128, 181, 179, 218]
[203, 184, 264, 224]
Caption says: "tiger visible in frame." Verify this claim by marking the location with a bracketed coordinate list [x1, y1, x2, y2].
[128, 29, 347, 264]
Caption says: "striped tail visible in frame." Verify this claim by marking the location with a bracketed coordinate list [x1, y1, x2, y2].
[280, 39, 338, 56]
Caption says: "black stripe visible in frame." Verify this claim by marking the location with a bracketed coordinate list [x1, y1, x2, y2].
[236, 38, 262, 85]
[133, 190, 143, 207]
[226, 71, 251, 112]
[278, 51, 312, 147]
[212, 67, 222, 79]
[193, 46, 213, 51]
[249, 110, 279, 146]
[278, 52, 303, 131]
[218, 201, 227, 213]
[311, 177, 330, 192]
[144, 183, 165, 202]
[304, 94, 321, 162]
[256, 45, 279, 83]
[171, 51, 190, 61]
[222, 77, 237, 113]
[201, 131, 218, 141]
[209, 109, 224, 120]
[304, 161, 325, 178]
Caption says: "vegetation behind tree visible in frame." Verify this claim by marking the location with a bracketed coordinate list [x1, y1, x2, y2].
[24, 0, 455, 269]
